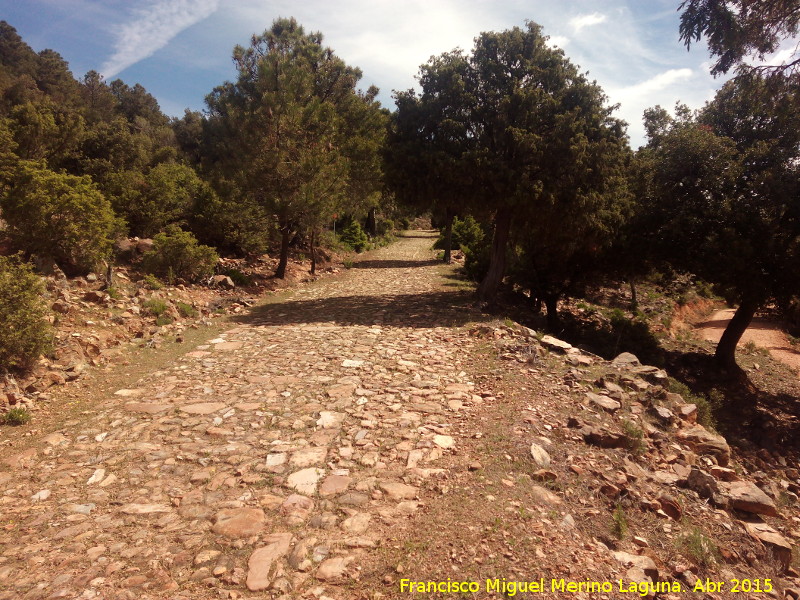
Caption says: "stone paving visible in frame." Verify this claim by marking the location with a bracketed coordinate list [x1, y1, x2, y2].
[0, 232, 485, 600]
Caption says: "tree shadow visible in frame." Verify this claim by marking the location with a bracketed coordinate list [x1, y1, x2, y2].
[351, 259, 442, 269]
[397, 232, 437, 239]
[663, 348, 800, 454]
[233, 290, 478, 329]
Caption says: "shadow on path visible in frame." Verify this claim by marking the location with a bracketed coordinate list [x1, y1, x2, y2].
[397, 232, 437, 239]
[351, 259, 441, 270]
[234, 290, 476, 329]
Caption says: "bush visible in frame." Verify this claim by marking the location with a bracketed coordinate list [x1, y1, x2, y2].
[339, 221, 369, 252]
[0, 255, 53, 371]
[434, 215, 485, 253]
[376, 218, 395, 236]
[142, 225, 218, 283]
[2, 162, 115, 274]
[141, 273, 163, 290]
[463, 235, 491, 282]
[142, 298, 168, 317]
[397, 216, 411, 230]
[1, 406, 31, 426]
[221, 268, 252, 287]
[176, 301, 197, 318]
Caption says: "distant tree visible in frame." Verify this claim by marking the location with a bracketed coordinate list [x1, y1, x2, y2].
[206, 18, 383, 277]
[80, 70, 118, 124]
[386, 50, 476, 263]
[468, 23, 629, 303]
[679, 0, 800, 76]
[638, 75, 800, 370]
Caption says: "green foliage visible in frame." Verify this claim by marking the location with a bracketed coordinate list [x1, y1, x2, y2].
[141, 273, 163, 290]
[105, 162, 211, 238]
[611, 504, 628, 539]
[0, 254, 53, 371]
[141, 225, 218, 283]
[142, 298, 168, 317]
[339, 220, 369, 252]
[638, 76, 800, 367]
[221, 268, 252, 287]
[677, 528, 719, 567]
[397, 216, 411, 230]
[679, 0, 800, 76]
[204, 18, 386, 274]
[620, 419, 646, 455]
[434, 215, 485, 252]
[667, 378, 718, 430]
[176, 301, 197, 318]
[376, 218, 395, 236]
[155, 315, 173, 327]
[1, 406, 31, 426]
[2, 162, 115, 274]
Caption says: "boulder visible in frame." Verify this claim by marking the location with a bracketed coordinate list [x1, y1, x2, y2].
[586, 392, 621, 413]
[210, 274, 235, 289]
[743, 522, 792, 570]
[612, 352, 641, 367]
[676, 425, 731, 466]
[722, 481, 778, 517]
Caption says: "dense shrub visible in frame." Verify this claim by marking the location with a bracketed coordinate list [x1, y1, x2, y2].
[434, 215, 485, 253]
[142, 225, 218, 283]
[0, 254, 53, 371]
[339, 221, 369, 252]
[2, 162, 115, 274]
[376, 218, 395, 236]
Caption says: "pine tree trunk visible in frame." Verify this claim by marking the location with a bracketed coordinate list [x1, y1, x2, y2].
[715, 300, 758, 370]
[366, 207, 377, 237]
[477, 207, 512, 302]
[629, 278, 638, 310]
[275, 226, 291, 279]
[544, 294, 560, 331]
[443, 208, 454, 264]
[310, 229, 316, 275]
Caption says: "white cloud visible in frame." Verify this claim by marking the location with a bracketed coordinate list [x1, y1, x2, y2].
[617, 68, 694, 99]
[546, 35, 570, 49]
[101, 0, 220, 77]
[569, 12, 606, 33]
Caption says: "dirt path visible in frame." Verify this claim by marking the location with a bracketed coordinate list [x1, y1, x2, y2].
[696, 308, 800, 372]
[0, 231, 484, 600]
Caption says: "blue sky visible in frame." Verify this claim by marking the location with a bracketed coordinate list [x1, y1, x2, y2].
[0, 0, 748, 147]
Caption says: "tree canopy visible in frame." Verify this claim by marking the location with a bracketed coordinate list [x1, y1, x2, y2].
[636, 74, 800, 368]
[204, 18, 386, 276]
[679, 0, 800, 76]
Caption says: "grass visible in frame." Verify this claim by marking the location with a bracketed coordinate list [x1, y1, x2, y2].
[667, 377, 717, 430]
[176, 301, 197, 318]
[343, 259, 354, 269]
[142, 274, 163, 290]
[620, 419, 646, 455]
[611, 504, 628, 539]
[677, 528, 719, 567]
[1, 407, 31, 426]
[142, 298, 168, 317]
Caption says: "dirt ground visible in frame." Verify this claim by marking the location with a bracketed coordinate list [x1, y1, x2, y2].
[697, 309, 800, 374]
